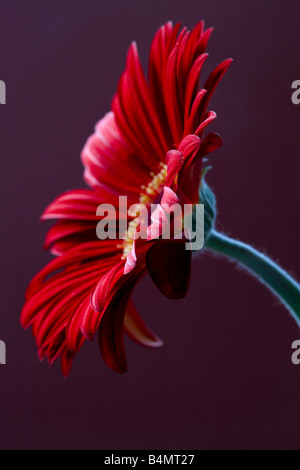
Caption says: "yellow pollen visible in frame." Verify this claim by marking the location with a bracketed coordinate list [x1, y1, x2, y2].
[120, 163, 168, 259]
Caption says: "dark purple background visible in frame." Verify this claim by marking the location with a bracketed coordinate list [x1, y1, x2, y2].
[0, 0, 300, 450]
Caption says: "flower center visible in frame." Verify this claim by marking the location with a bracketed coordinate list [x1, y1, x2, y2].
[119, 163, 168, 259]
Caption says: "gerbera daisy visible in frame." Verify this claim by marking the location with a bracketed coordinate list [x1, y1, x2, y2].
[21, 21, 232, 375]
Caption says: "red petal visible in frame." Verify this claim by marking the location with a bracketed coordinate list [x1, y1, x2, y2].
[194, 110, 217, 136]
[165, 150, 183, 188]
[195, 132, 223, 161]
[41, 189, 103, 221]
[198, 58, 233, 120]
[91, 262, 124, 313]
[161, 186, 179, 207]
[98, 290, 130, 374]
[146, 238, 191, 299]
[178, 134, 201, 157]
[184, 53, 208, 121]
[61, 348, 75, 378]
[98, 263, 146, 373]
[124, 239, 137, 274]
[124, 299, 163, 348]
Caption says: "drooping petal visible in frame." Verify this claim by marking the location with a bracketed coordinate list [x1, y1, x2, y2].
[98, 289, 130, 374]
[146, 238, 192, 299]
[194, 132, 224, 161]
[61, 347, 76, 378]
[124, 299, 163, 348]
[194, 110, 217, 136]
[97, 262, 147, 373]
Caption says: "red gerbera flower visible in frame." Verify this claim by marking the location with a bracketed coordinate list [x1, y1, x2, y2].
[21, 21, 232, 376]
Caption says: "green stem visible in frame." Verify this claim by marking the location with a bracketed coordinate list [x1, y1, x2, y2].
[205, 229, 300, 325]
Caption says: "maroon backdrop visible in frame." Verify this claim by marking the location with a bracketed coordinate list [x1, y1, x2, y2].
[0, 0, 300, 450]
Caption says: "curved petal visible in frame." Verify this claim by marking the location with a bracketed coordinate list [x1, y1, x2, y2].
[146, 238, 192, 299]
[124, 299, 163, 348]
[41, 189, 104, 221]
[97, 263, 147, 373]
[165, 150, 183, 189]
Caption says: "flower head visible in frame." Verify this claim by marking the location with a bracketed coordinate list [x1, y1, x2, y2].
[21, 21, 232, 375]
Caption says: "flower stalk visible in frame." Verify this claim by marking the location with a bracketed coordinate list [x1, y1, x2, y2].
[205, 230, 300, 324]
[200, 177, 300, 324]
